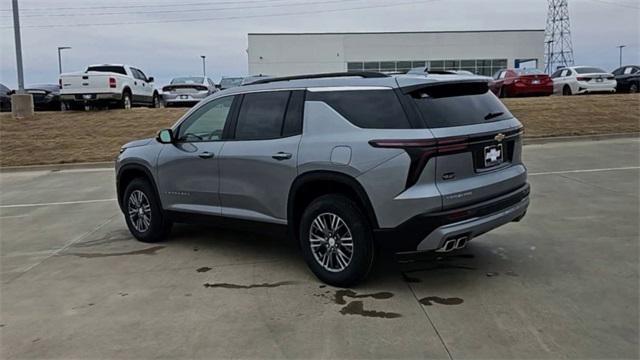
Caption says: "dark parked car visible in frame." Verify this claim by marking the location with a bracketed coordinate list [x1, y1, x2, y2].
[490, 68, 553, 97]
[612, 65, 639, 93]
[0, 83, 11, 112]
[24, 84, 61, 111]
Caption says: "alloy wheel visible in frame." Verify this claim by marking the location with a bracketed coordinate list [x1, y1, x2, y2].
[128, 190, 152, 233]
[309, 212, 354, 272]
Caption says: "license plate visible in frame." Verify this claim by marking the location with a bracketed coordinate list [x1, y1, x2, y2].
[596, 78, 603, 82]
[532, 80, 540, 84]
[82, 94, 92, 99]
[180, 95, 189, 99]
[484, 144, 503, 167]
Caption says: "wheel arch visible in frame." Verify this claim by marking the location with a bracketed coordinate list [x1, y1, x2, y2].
[116, 163, 162, 211]
[287, 171, 379, 240]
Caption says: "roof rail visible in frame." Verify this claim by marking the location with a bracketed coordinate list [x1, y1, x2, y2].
[246, 71, 389, 85]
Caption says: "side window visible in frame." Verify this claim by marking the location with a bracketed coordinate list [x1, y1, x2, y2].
[624, 67, 635, 75]
[235, 91, 290, 140]
[499, 71, 507, 79]
[560, 69, 569, 77]
[177, 96, 235, 142]
[551, 70, 561, 79]
[131, 68, 147, 82]
[306, 89, 411, 129]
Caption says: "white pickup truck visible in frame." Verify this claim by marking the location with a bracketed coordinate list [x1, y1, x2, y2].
[59, 64, 159, 110]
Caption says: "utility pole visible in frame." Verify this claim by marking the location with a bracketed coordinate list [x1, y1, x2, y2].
[617, 45, 626, 68]
[11, 0, 33, 117]
[57, 46, 72, 74]
[200, 55, 206, 78]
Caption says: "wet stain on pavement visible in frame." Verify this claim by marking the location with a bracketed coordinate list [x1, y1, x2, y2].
[196, 267, 212, 273]
[203, 281, 296, 289]
[71, 303, 95, 310]
[32, 338, 40, 343]
[73, 230, 133, 248]
[67, 246, 165, 258]
[419, 296, 464, 306]
[334, 289, 394, 305]
[339, 301, 402, 319]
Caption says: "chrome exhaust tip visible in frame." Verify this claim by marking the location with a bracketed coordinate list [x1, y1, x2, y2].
[455, 236, 468, 249]
[436, 238, 457, 253]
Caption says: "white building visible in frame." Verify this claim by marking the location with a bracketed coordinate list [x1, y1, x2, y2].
[248, 30, 545, 77]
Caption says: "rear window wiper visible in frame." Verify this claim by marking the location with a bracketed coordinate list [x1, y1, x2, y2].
[484, 111, 504, 120]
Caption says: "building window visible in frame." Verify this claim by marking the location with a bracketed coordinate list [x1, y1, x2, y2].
[346, 58, 508, 75]
[347, 62, 363, 72]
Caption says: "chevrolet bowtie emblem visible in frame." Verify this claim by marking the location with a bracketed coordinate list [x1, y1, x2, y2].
[494, 133, 506, 142]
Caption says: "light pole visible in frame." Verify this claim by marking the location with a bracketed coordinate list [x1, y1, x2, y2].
[11, 0, 33, 117]
[617, 45, 626, 68]
[200, 55, 206, 78]
[57, 46, 71, 74]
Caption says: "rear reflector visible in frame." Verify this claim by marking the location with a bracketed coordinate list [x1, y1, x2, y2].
[109, 77, 117, 88]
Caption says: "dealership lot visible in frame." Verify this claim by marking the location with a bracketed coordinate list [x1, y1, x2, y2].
[1, 138, 638, 359]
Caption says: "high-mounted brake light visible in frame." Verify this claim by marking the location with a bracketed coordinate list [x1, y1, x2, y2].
[369, 137, 469, 188]
[109, 77, 117, 88]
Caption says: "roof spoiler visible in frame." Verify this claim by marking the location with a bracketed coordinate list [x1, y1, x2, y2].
[248, 71, 388, 85]
[400, 79, 490, 96]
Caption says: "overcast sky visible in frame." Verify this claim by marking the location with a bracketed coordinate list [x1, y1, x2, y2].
[0, 0, 638, 88]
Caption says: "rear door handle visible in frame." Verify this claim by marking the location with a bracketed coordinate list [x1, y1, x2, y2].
[272, 152, 292, 161]
[199, 152, 214, 159]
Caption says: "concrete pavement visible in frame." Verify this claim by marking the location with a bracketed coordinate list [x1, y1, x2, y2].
[1, 138, 638, 359]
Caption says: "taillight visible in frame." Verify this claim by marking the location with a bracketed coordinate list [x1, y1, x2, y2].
[369, 137, 469, 188]
[577, 77, 591, 82]
[109, 77, 117, 88]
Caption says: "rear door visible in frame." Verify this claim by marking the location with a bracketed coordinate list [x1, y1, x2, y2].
[217, 90, 304, 224]
[156, 95, 237, 214]
[406, 82, 527, 209]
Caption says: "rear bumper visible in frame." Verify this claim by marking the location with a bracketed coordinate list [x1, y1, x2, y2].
[511, 84, 553, 96]
[374, 183, 530, 253]
[60, 93, 122, 102]
[575, 81, 617, 94]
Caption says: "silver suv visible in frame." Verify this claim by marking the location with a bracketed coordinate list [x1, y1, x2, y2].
[116, 72, 529, 286]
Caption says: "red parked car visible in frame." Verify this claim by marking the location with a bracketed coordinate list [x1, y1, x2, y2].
[490, 68, 553, 98]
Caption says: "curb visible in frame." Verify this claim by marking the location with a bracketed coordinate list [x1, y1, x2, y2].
[1, 133, 638, 172]
[523, 132, 639, 145]
[0, 161, 113, 173]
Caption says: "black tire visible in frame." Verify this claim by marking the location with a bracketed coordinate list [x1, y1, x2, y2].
[629, 82, 638, 94]
[562, 85, 572, 96]
[149, 92, 159, 108]
[121, 91, 132, 109]
[299, 194, 375, 287]
[123, 178, 172, 243]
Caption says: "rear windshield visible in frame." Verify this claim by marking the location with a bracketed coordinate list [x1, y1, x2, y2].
[410, 82, 512, 128]
[574, 67, 606, 74]
[514, 68, 544, 75]
[171, 77, 203, 84]
[86, 66, 127, 75]
[307, 89, 412, 129]
[220, 77, 243, 88]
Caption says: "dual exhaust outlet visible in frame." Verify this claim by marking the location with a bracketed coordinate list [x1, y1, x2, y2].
[435, 236, 469, 253]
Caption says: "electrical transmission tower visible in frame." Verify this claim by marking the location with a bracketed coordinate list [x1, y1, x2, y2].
[544, 0, 575, 74]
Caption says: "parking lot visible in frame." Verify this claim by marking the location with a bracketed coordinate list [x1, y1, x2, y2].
[1, 138, 638, 359]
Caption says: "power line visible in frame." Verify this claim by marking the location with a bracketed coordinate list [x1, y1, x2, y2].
[2, 0, 375, 18]
[0, 0, 436, 29]
[584, 0, 640, 9]
[0, 0, 316, 12]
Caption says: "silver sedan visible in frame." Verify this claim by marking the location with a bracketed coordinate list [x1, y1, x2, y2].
[161, 77, 217, 107]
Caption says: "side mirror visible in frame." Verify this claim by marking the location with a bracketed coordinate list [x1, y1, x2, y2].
[147, 76, 154, 83]
[157, 129, 174, 144]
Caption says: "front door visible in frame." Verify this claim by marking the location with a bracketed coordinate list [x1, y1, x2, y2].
[157, 95, 237, 215]
[218, 90, 304, 224]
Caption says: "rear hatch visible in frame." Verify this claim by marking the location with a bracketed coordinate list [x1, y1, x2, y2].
[399, 79, 527, 210]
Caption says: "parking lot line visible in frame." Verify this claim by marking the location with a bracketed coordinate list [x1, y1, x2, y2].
[529, 166, 639, 176]
[0, 198, 117, 208]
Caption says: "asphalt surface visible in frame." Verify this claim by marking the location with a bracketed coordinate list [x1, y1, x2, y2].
[1, 138, 638, 359]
